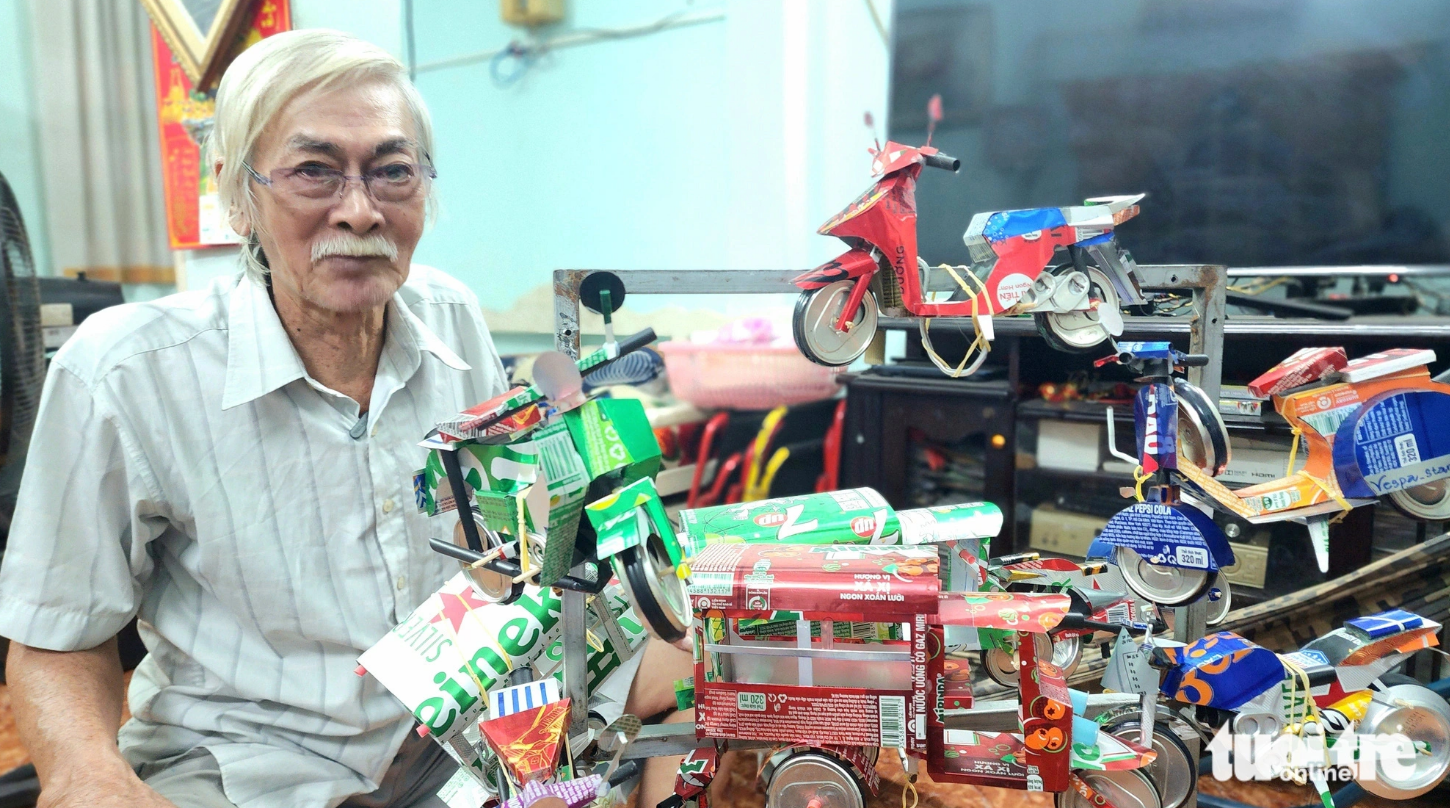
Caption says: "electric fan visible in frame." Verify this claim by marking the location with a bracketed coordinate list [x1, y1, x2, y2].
[0, 170, 46, 808]
[0, 172, 44, 552]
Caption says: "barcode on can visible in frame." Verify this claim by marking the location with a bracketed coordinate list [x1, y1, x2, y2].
[1105, 603, 1131, 625]
[1301, 404, 1356, 437]
[879, 695, 906, 748]
[534, 430, 586, 490]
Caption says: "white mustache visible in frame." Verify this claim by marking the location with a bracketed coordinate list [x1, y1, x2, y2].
[311, 233, 399, 263]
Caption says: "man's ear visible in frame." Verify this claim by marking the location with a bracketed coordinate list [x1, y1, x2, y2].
[215, 158, 253, 238]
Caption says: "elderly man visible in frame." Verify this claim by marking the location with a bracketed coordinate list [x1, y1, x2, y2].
[0, 29, 689, 808]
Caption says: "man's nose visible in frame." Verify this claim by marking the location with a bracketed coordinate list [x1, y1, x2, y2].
[329, 177, 385, 232]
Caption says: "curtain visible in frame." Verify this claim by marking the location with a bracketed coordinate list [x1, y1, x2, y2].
[25, 0, 170, 280]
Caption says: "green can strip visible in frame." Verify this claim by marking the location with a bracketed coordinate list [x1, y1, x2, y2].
[676, 488, 1002, 557]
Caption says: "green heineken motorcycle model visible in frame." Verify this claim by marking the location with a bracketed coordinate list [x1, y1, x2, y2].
[412, 326, 692, 632]
[412, 321, 1007, 643]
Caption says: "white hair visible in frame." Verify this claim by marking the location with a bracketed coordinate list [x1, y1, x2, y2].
[208, 29, 435, 285]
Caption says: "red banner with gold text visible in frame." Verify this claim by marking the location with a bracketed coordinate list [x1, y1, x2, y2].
[151, 0, 291, 249]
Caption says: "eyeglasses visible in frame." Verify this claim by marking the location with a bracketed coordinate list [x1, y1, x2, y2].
[244, 160, 437, 204]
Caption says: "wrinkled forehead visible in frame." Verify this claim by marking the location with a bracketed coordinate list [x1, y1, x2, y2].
[256, 79, 423, 164]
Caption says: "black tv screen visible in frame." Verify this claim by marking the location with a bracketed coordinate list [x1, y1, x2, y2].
[890, 0, 1450, 275]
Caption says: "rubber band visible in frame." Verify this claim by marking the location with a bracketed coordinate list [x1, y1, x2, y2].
[920, 318, 988, 377]
[902, 776, 919, 808]
[754, 746, 790, 782]
[564, 725, 576, 778]
[1133, 465, 1151, 503]
[456, 591, 515, 670]
[1302, 473, 1354, 519]
[516, 495, 532, 574]
[1228, 277, 1291, 296]
[919, 264, 992, 378]
[1285, 426, 1302, 478]
[1279, 656, 1321, 734]
[1277, 655, 1327, 786]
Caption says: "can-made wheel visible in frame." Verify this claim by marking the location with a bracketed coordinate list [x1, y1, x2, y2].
[762, 751, 866, 808]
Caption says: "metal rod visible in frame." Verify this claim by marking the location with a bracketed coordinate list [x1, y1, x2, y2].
[563, 590, 589, 734]
[550, 266, 1233, 742]
[413, 8, 727, 76]
[622, 723, 759, 759]
[943, 692, 1141, 732]
[440, 449, 485, 553]
[1227, 264, 1450, 278]
[701, 642, 912, 662]
[554, 271, 584, 358]
[881, 315, 1450, 338]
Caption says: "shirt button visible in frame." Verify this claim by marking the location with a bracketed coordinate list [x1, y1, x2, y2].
[372, 423, 380, 437]
[396, 575, 407, 591]
[383, 498, 395, 514]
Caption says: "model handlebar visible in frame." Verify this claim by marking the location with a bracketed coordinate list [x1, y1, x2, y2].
[607, 759, 642, 789]
[428, 538, 605, 593]
[1179, 354, 1211, 367]
[924, 152, 960, 172]
[613, 327, 658, 362]
[583, 327, 658, 382]
[1055, 613, 1121, 635]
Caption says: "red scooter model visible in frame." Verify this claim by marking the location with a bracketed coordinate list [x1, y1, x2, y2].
[790, 135, 961, 367]
[792, 102, 1148, 371]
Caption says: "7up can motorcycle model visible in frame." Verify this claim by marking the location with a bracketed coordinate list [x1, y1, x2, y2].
[589, 485, 1004, 640]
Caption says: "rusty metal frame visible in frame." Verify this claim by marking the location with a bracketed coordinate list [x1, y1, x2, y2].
[553, 265, 1225, 398]
[550, 265, 1227, 758]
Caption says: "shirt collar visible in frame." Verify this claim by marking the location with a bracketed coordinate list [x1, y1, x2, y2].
[221, 272, 472, 411]
[222, 273, 308, 410]
[388, 293, 472, 373]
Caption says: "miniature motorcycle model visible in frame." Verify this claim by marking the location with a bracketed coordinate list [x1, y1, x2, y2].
[416, 324, 675, 622]
[593, 485, 1005, 642]
[1088, 342, 1237, 606]
[977, 554, 1156, 688]
[1170, 348, 1450, 572]
[1149, 608, 1450, 801]
[790, 103, 1149, 370]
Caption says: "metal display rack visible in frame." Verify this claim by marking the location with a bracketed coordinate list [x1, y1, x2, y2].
[550, 266, 1229, 766]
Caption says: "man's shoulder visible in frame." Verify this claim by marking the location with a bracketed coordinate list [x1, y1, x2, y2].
[52, 275, 234, 389]
[398, 264, 482, 311]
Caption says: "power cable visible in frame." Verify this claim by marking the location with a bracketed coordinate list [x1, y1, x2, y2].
[414, 6, 726, 83]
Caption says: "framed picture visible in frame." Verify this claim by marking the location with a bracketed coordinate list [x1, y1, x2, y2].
[151, 0, 291, 248]
[139, 0, 258, 87]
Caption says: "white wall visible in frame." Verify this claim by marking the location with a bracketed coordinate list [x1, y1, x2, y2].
[176, 0, 895, 352]
[0, 0, 50, 275]
[408, 0, 894, 343]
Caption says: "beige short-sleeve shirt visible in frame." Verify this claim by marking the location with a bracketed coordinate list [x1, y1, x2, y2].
[0, 265, 507, 808]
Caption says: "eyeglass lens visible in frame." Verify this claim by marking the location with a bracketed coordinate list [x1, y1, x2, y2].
[271, 165, 430, 203]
